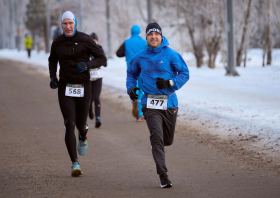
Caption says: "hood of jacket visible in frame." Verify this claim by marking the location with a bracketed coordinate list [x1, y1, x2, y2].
[61, 11, 77, 38]
[131, 25, 141, 36]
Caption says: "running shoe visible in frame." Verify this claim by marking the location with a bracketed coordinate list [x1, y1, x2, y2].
[132, 100, 139, 118]
[78, 139, 88, 156]
[89, 106, 94, 120]
[95, 120, 101, 128]
[136, 117, 144, 122]
[160, 174, 172, 188]
[71, 159, 83, 177]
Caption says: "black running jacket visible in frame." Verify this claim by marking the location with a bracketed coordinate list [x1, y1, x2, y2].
[48, 31, 107, 84]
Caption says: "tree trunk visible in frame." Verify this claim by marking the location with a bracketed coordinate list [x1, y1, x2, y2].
[236, 0, 252, 66]
[194, 43, 204, 68]
[267, 44, 272, 65]
[262, 47, 266, 67]
[243, 48, 247, 67]
[187, 26, 204, 68]
[208, 54, 216, 69]
[204, 36, 221, 69]
[195, 51, 204, 68]
[266, 0, 272, 65]
[236, 48, 243, 67]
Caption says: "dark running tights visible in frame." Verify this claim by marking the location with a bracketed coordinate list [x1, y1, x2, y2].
[90, 78, 102, 118]
[27, 49, 31, 58]
[58, 80, 91, 162]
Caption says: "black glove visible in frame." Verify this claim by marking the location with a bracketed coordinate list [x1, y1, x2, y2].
[156, 77, 171, 89]
[50, 77, 59, 89]
[129, 87, 140, 101]
[76, 62, 88, 73]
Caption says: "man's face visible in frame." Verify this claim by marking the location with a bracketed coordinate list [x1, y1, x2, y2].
[147, 32, 162, 48]
[62, 18, 75, 36]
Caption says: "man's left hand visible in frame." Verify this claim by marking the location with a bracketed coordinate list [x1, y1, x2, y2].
[76, 62, 88, 73]
[129, 87, 140, 101]
[156, 77, 171, 89]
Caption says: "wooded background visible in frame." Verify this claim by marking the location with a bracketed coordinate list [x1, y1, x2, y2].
[1, 0, 280, 68]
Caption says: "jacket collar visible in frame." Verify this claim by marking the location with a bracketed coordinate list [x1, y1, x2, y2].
[63, 30, 79, 39]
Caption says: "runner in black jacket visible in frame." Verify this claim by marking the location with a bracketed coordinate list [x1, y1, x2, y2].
[49, 33, 105, 83]
[88, 32, 106, 128]
[48, 11, 107, 177]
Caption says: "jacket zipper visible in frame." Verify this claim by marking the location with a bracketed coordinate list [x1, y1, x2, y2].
[68, 37, 76, 83]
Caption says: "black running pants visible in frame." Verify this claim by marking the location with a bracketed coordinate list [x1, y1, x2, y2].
[27, 49, 31, 58]
[142, 106, 178, 176]
[90, 78, 102, 118]
[58, 80, 91, 162]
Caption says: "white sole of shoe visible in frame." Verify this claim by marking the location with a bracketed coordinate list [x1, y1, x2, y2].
[160, 183, 172, 188]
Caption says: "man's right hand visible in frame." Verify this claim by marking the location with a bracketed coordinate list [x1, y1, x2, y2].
[50, 77, 59, 89]
[129, 87, 140, 101]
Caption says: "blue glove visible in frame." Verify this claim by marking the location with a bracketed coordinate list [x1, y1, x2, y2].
[76, 62, 88, 73]
[50, 77, 59, 89]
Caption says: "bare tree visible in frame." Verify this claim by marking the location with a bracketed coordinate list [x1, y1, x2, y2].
[152, 0, 189, 54]
[177, 0, 205, 68]
[250, 0, 273, 67]
[272, 0, 280, 29]
[236, 0, 252, 66]
[201, 0, 224, 69]
[136, 0, 148, 23]
[6, 0, 278, 64]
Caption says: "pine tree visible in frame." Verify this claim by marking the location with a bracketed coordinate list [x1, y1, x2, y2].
[25, 0, 46, 37]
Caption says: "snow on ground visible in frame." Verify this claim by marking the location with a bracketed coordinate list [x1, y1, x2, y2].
[1, 48, 279, 153]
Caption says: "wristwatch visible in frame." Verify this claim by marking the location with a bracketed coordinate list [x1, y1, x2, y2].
[169, 80, 174, 86]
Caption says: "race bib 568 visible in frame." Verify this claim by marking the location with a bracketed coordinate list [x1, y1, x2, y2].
[65, 84, 84, 97]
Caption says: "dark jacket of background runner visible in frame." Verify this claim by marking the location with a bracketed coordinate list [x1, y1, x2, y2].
[49, 31, 107, 84]
[90, 44, 107, 67]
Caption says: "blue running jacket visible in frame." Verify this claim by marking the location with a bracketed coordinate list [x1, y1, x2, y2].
[126, 36, 189, 108]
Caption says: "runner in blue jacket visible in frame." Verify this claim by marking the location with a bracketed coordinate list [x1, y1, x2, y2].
[117, 25, 146, 121]
[126, 22, 189, 188]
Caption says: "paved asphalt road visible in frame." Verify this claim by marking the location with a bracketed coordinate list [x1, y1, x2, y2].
[0, 59, 279, 198]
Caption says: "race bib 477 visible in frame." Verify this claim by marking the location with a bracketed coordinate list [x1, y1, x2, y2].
[147, 94, 168, 110]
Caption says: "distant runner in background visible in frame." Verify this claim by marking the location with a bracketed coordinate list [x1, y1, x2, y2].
[53, 26, 62, 40]
[24, 34, 33, 58]
[88, 32, 107, 128]
[116, 25, 147, 122]
[48, 11, 106, 177]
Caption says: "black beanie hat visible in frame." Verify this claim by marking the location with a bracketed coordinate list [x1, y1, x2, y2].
[145, 22, 162, 38]
[90, 32, 98, 41]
